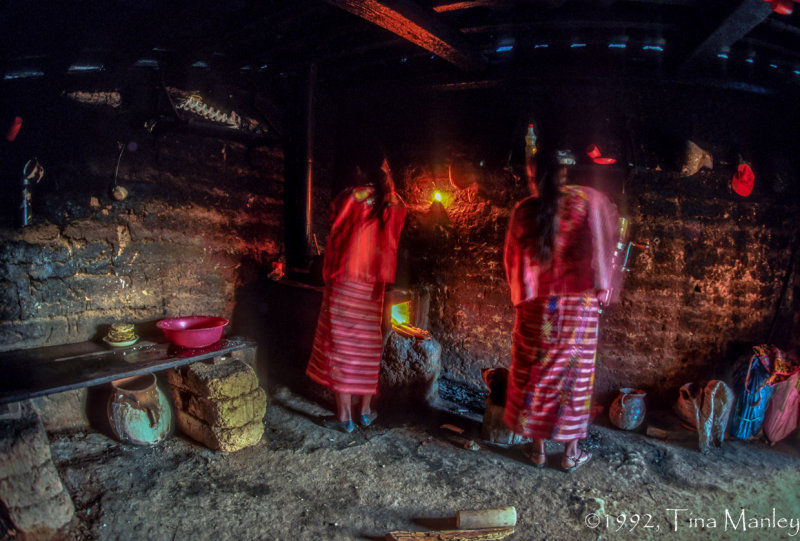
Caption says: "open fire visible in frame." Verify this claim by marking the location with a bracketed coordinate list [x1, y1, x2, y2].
[390, 300, 431, 340]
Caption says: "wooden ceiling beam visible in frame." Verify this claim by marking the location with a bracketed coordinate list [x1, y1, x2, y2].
[433, 0, 516, 13]
[322, 0, 487, 70]
[677, 0, 773, 74]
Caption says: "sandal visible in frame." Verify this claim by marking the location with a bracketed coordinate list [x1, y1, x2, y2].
[562, 449, 592, 472]
[321, 417, 355, 433]
[359, 412, 378, 427]
[523, 446, 547, 468]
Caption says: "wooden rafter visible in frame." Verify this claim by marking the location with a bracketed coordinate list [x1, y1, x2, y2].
[433, 0, 516, 13]
[322, 0, 487, 70]
[678, 0, 773, 73]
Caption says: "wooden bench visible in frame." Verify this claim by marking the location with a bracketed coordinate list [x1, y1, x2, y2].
[0, 336, 256, 406]
[0, 337, 256, 536]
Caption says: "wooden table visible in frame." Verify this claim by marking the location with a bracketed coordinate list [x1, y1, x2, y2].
[0, 337, 255, 405]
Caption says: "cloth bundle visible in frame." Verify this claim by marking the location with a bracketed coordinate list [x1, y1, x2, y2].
[730, 345, 797, 440]
[763, 370, 800, 443]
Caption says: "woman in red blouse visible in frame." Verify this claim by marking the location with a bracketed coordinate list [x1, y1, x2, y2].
[306, 150, 406, 433]
[503, 150, 622, 471]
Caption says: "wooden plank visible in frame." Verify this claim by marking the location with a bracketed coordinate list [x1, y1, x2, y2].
[0, 337, 255, 405]
[322, 0, 487, 70]
[386, 527, 515, 540]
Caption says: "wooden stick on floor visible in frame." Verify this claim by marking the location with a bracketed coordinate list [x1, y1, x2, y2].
[386, 526, 515, 541]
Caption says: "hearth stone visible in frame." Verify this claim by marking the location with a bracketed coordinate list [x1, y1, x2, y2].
[379, 331, 442, 408]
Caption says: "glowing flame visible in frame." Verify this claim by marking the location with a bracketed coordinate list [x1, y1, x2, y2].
[390, 300, 433, 340]
[391, 301, 411, 325]
[430, 189, 454, 208]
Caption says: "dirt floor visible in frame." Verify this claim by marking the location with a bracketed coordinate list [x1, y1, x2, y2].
[15, 384, 800, 541]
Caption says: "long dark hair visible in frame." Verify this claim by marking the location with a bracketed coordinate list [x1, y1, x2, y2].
[516, 150, 563, 264]
[349, 144, 393, 227]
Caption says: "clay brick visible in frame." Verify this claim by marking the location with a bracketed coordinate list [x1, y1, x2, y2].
[0, 459, 65, 508]
[0, 317, 70, 353]
[0, 408, 52, 478]
[174, 409, 264, 452]
[169, 386, 266, 429]
[166, 358, 258, 399]
[0, 405, 75, 534]
[7, 489, 74, 532]
[32, 390, 89, 431]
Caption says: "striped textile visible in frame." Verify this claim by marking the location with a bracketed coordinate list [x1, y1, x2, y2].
[503, 293, 599, 441]
[306, 280, 385, 395]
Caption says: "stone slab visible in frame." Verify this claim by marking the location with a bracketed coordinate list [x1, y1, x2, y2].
[227, 346, 257, 370]
[0, 337, 254, 404]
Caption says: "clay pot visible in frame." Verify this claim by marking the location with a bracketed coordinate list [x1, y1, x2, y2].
[609, 387, 647, 430]
[107, 374, 172, 445]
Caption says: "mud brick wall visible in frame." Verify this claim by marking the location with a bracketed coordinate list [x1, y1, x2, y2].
[595, 171, 799, 404]
[0, 99, 284, 352]
[398, 165, 799, 408]
[362, 83, 800, 409]
[0, 403, 74, 536]
[396, 167, 518, 390]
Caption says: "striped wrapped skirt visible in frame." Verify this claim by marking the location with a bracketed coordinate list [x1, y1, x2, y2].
[306, 280, 385, 395]
[504, 293, 599, 441]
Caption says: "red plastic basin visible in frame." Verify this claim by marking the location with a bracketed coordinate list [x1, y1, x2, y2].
[156, 316, 229, 348]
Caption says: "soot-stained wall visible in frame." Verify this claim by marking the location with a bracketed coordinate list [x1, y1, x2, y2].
[0, 93, 284, 352]
[3, 75, 799, 414]
[322, 81, 800, 407]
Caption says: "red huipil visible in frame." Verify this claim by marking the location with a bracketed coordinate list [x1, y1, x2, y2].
[323, 187, 406, 285]
[504, 186, 621, 306]
[502, 185, 622, 441]
[306, 186, 406, 395]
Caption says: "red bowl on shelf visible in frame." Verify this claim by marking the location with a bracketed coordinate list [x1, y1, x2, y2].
[156, 316, 229, 348]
